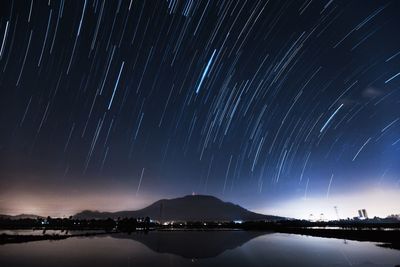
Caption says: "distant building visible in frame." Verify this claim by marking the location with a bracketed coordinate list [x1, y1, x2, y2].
[358, 210, 363, 218]
[357, 209, 368, 219]
[362, 209, 368, 219]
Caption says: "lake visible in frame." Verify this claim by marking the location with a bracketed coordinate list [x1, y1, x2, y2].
[0, 231, 399, 266]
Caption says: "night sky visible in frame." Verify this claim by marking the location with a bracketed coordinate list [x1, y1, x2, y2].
[0, 0, 399, 219]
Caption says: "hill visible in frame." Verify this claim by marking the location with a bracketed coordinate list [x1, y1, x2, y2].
[74, 195, 283, 221]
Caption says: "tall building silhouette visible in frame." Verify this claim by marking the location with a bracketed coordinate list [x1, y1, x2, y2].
[358, 210, 363, 218]
[362, 209, 368, 219]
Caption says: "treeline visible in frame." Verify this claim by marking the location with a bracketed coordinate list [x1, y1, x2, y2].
[0, 216, 154, 232]
[1, 216, 399, 232]
[156, 220, 400, 230]
[239, 218, 400, 230]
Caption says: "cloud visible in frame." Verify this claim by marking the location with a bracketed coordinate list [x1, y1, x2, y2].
[362, 87, 383, 98]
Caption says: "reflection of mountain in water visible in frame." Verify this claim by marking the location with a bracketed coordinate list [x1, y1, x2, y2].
[112, 231, 267, 259]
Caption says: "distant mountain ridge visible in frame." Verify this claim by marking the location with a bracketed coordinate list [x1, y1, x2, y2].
[74, 195, 283, 221]
[0, 214, 44, 220]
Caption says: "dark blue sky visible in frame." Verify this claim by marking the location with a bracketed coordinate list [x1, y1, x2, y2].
[0, 0, 399, 218]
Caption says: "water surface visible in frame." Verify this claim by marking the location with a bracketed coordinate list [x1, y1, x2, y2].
[0, 231, 399, 267]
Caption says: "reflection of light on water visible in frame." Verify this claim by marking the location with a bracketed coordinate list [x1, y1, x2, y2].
[305, 226, 398, 231]
[340, 249, 353, 266]
[0, 229, 105, 236]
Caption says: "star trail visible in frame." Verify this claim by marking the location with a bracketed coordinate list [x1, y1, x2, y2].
[0, 0, 399, 218]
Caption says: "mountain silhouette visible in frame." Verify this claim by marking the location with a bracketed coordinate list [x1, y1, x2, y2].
[74, 195, 282, 221]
